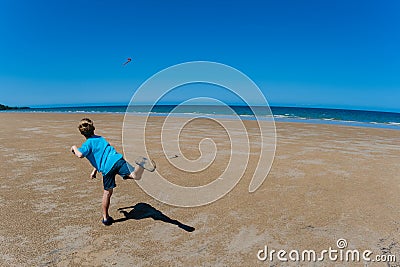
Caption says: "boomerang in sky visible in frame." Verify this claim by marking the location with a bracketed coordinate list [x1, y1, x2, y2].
[123, 58, 132, 66]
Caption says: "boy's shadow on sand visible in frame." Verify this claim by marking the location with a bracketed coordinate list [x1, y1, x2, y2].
[114, 202, 195, 232]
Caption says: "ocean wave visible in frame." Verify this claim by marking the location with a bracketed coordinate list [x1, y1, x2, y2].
[273, 115, 291, 119]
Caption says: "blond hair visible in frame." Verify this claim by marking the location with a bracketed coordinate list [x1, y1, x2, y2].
[78, 118, 95, 137]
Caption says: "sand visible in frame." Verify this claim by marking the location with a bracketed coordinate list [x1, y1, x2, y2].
[0, 113, 399, 266]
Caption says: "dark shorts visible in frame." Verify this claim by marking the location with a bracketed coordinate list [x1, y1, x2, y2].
[103, 158, 135, 190]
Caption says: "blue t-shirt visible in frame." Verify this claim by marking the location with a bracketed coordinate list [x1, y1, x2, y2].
[78, 135, 123, 175]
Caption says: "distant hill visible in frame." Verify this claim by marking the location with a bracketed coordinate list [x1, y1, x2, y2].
[0, 104, 30, 110]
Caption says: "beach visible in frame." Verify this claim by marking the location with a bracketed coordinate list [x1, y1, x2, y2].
[0, 112, 399, 266]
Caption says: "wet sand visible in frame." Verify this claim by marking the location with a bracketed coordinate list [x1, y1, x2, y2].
[0, 113, 399, 266]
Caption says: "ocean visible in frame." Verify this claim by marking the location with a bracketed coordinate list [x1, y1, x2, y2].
[2, 105, 400, 130]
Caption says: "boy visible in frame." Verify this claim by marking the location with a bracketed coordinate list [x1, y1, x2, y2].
[71, 118, 155, 226]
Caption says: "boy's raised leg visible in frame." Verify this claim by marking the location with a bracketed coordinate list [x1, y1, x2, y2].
[127, 165, 144, 180]
[123, 157, 156, 180]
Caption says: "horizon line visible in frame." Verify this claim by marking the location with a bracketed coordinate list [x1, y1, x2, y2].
[14, 103, 400, 114]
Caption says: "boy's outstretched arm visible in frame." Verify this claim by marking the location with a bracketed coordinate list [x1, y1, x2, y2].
[71, 145, 84, 158]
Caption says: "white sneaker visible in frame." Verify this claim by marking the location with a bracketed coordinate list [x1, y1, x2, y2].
[135, 156, 156, 172]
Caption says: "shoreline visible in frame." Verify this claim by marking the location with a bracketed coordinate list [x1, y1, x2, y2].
[1, 110, 400, 131]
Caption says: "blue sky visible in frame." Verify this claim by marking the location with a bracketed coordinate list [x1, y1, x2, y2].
[0, 0, 399, 112]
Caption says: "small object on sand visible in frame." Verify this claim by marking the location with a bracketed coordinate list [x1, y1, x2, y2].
[169, 154, 179, 159]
